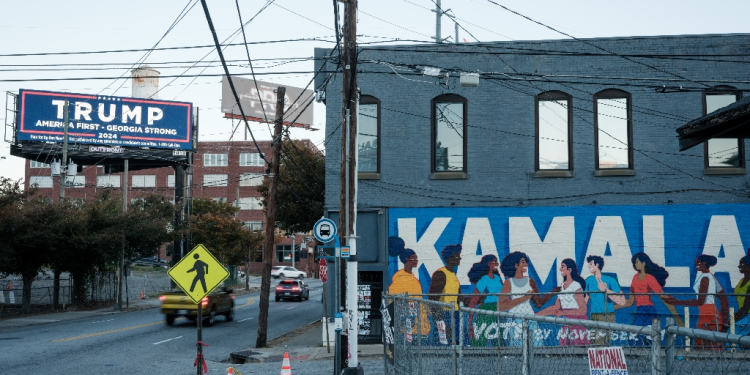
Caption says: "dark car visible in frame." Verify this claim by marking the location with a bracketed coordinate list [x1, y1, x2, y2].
[275, 280, 309, 302]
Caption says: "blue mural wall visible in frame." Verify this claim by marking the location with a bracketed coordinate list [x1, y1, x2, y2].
[387, 204, 750, 344]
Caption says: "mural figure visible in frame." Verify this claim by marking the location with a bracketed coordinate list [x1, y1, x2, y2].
[467, 255, 504, 346]
[537, 259, 590, 346]
[618, 252, 678, 345]
[428, 244, 464, 341]
[734, 250, 750, 336]
[498, 252, 557, 346]
[387, 237, 430, 336]
[584, 255, 625, 346]
[668, 255, 729, 348]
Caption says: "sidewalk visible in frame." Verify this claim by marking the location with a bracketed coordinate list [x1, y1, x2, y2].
[231, 320, 384, 363]
[0, 297, 162, 329]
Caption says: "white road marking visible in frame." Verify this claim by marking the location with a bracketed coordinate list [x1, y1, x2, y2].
[153, 336, 183, 345]
[91, 319, 115, 324]
[238, 317, 253, 322]
[286, 306, 296, 310]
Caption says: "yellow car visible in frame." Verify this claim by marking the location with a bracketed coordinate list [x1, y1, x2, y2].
[159, 286, 234, 326]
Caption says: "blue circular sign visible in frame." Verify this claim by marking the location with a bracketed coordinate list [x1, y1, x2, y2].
[313, 218, 337, 243]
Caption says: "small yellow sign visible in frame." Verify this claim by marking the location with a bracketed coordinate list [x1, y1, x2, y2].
[167, 244, 229, 304]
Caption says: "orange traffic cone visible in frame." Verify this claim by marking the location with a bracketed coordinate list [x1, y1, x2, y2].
[227, 367, 242, 375]
[140, 290, 144, 299]
[280, 352, 292, 375]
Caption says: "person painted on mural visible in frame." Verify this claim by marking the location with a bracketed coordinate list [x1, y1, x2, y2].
[667, 255, 730, 348]
[428, 244, 464, 344]
[584, 255, 625, 346]
[498, 251, 557, 346]
[467, 255, 504, 347]
[733, 250, 750, 336]
[618, 252, 679, 346]
[387, 236, 430, 336]
[537, 259, 590, 346]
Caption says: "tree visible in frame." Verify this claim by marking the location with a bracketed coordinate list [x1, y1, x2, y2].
[0, 179, 60, 313]
[189, 198, 248, 265]
[257, 140, 324, 234]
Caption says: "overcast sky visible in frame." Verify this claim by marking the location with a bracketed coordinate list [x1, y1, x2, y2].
[1, 0, 748, 184]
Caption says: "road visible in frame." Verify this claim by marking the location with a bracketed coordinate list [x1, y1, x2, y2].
[0, 278, 324, 375]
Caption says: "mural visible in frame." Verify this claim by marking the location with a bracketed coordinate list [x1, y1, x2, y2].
[387, 204, 750, 346]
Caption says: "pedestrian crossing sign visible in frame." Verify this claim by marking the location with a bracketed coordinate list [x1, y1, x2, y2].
[167, 244, 229, 304]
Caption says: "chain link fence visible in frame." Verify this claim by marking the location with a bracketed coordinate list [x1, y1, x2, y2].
[383, 293, 750, 375]
[0, 268, 171, 308]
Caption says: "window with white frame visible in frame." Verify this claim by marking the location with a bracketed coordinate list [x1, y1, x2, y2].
[238, 197, 262, 210]
[29, 176, 53, 188]
[239, 173, 263, 187]
[203, 174, 227, 187]
[167, 174, 175, 188]
[132, 175, 156, 188]
[204, 153, 228, 167]
[212, 197, 228, 203]
[30, 161, 50, 168]
[65, 175, 85, 188]
[240, 153, 264, 167]
[97, 175, 121, 187]
[358, 96, 380, 173]
[243, 221, 263, 231]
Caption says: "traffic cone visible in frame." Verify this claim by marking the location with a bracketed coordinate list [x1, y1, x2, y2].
[226, 367, 242, 375]
[280, 352, 292, 375]
[140, 290, 144, 299]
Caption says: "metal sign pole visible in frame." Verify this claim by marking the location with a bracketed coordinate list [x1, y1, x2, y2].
[197, 304, 203, 375]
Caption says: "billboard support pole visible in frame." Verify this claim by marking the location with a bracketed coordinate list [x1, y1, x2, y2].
[59, 100, 69, 201]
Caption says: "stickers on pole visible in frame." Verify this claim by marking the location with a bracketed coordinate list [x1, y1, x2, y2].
[319, 258, 328, 283]
[437, 320, 448, 345]
[167, 244, 229, 304]
[587, 347, 628, 375]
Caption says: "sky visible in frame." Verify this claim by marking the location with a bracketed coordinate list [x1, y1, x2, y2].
[1, 0, 749, 184]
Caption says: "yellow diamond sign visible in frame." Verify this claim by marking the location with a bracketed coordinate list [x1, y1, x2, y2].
[167, 244, 229, 304]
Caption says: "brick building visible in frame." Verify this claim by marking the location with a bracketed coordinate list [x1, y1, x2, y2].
[315, 34, 750, 343]
[24, 139, 320, 275]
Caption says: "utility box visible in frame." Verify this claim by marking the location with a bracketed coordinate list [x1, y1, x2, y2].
[460, 72, 479, 87]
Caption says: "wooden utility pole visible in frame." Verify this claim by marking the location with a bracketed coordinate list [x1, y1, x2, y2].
[256, 86, 286, 348]
[338, 0, 358, 372]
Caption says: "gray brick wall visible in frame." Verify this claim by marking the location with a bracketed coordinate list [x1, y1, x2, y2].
[319, 34, 750, 210]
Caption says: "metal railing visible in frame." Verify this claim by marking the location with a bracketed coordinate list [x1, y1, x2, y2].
[383, 293, 750, 375]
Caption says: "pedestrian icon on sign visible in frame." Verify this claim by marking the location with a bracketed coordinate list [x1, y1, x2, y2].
[187, 253, 209, 293]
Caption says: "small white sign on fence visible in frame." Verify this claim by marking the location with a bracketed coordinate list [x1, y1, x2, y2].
[587, 346, 628, 375]
[437, 320, 448, 345]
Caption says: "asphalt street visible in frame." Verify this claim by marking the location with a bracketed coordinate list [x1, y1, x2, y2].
[0, 278, 324, 375]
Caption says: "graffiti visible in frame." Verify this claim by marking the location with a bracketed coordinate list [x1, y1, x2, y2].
[387, 204, 750, 346]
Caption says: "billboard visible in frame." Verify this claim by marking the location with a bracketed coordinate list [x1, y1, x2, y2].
[388, 204, 750, 345]
[17, 89, 193, 150]
[221, 76, 314, 129]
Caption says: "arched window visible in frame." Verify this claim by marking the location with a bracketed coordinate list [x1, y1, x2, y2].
[432, 94, 467, 174]
[535, 91, 573, 174]
[703, 86, 744, 170]
[594, 89, 633, 173]
[358, 95, 380, 176]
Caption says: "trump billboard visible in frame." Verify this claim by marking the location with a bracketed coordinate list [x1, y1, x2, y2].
[17, 89, 193, 151]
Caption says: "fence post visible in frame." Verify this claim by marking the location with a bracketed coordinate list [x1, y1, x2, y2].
[651, 318, 661, 375]
[418, 299, 423, 375]
[684, 307, 690, 352]
[497, 299, 502, 375]
[458, 302, 464, 375]
[729, 307, 735, 352]
[665, 317, 674, 375]
[452, 304, 457, 375]
[522, 319, 531, 375]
